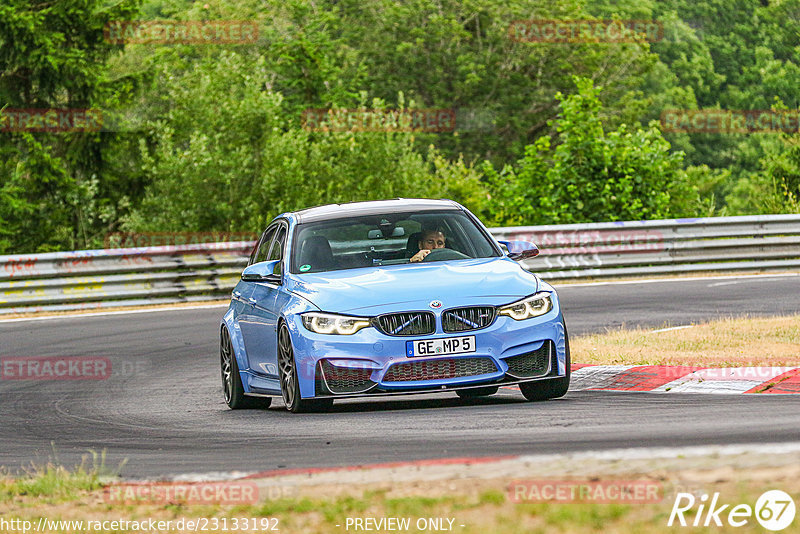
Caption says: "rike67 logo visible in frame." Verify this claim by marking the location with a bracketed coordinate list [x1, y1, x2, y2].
[669, 490, 796, 531]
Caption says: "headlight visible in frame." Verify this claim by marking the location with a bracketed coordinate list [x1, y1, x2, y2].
[497, 292, 553, 320]
[301, 312, 372, 335]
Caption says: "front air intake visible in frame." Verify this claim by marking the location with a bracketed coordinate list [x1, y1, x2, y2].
[504, 341, 552, 379]
[375, 312, 436, 336]
[383, 357, 497, 382]
[319, 360, 376, 394]
[442, 306, 496, 332]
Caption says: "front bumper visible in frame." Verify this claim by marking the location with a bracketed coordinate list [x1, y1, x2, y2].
[287, 304, 568, 399]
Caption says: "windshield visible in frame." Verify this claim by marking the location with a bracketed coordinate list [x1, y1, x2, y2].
[290, 210, 500, 274]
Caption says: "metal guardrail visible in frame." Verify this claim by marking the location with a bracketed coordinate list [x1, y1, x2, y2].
[1, 215, 799, 314]
[492, 214, 800, 279]
[0, 242, 252, 314]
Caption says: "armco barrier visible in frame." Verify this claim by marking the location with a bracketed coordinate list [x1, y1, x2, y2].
[492, 214, 800, 279]
[1, 215, 799, 314]
[0, 242, 252, 314]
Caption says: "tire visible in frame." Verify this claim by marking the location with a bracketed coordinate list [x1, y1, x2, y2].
[221, 326, 272, 410]
[519, 327, 571, 402]
[456, 386, 499, 398]
[277, 323, 333, 413]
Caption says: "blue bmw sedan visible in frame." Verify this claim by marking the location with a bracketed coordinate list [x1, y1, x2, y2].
[221, 199, 570, 412]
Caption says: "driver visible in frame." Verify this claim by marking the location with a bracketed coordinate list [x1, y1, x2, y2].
[410, 228, 446, 263]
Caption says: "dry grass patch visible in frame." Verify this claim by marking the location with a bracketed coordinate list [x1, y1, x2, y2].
[572, 314, 800, 367]
[5, 464, 800, 533]
[6, 448, 800, 533]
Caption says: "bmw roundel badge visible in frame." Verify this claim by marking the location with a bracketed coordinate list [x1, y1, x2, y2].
[429, 300, 442, 309]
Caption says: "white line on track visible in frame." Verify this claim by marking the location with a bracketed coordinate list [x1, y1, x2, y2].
[518, 442, 800, 463]
[555, 272, 799, 288]
[0, 303, 228, 323]
[650, 325, 695, 333]
[706, 276, 797, 287]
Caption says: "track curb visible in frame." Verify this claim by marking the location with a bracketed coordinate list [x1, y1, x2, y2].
[568, 364, 800, 394]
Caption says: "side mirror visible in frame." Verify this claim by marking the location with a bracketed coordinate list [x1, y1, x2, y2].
[241, 260, 282, 283]
[497, 240, 539, 261]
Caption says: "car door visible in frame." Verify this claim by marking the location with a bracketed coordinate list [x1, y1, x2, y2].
[239, 222, 287, 379]
[231, 228, 270, 314]
[238, 225, 278, 375]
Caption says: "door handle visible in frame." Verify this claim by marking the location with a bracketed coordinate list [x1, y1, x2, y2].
[248, 297, 257, 304]
[233, 290, 241, 297]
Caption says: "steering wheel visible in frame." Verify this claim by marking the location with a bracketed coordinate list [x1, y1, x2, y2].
[421, 248, 470, 262]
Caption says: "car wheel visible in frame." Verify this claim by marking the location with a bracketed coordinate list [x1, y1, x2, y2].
[277, 323, 333, 413]
[456, 386, 499, 398]
[221, 326, 271, 410]
[519, 327, 571, 402]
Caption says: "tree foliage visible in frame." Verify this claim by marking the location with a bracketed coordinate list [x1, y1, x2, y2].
[483, 78, 696, 225]
[2, 0, 800, 253]
[123, 50, 485, 233]
[0, 0, 141, 252]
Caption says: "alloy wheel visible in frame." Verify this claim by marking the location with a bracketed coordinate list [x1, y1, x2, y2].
[220, 327, 234, 404]
[277, 326, 296, 409]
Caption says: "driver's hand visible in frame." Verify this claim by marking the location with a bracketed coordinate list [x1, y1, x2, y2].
[410, 249, 431, 263]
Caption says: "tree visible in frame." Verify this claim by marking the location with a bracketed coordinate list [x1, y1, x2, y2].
[483, 77, 697, 225]
[122, 51, 487, 232]
[0, 0, 141, 253]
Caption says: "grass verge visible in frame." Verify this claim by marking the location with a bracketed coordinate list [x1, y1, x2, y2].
[1, 450, 118, 504]
[572, 313, 800, 367]
[3, 459, 799, 533]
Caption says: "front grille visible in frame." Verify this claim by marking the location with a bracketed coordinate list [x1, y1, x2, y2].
[319, 360, 375, 394]
[383, 357, 497, 382]
[442, 306, 496, 332]
[375, 312, 435, 336]
[504, 342, 551, 378]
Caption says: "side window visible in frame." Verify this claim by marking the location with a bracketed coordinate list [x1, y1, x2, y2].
[254, 226, 277, 265]
[267, 225, 287, 276]
[248, 230, 266, 265]
[268, 225, 287, 271]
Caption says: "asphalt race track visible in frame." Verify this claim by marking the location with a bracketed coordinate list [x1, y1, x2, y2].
[1, 274, 798, 478]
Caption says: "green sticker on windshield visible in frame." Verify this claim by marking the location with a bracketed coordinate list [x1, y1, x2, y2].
[300, 264, 311, 272]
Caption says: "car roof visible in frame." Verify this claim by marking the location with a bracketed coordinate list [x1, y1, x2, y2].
[291, 198, 462, 223]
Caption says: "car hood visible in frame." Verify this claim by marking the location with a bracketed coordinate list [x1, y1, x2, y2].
[285, 257, 540, 314]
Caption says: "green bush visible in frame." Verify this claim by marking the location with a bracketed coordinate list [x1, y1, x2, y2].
[123, 52, 487, 232]
[484, 77, 699, 226]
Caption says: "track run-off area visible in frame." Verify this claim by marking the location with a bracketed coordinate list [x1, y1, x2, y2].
[1, 273, 798, 479]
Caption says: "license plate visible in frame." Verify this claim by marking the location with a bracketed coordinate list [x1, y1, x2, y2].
[406, 336, 476, 357]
